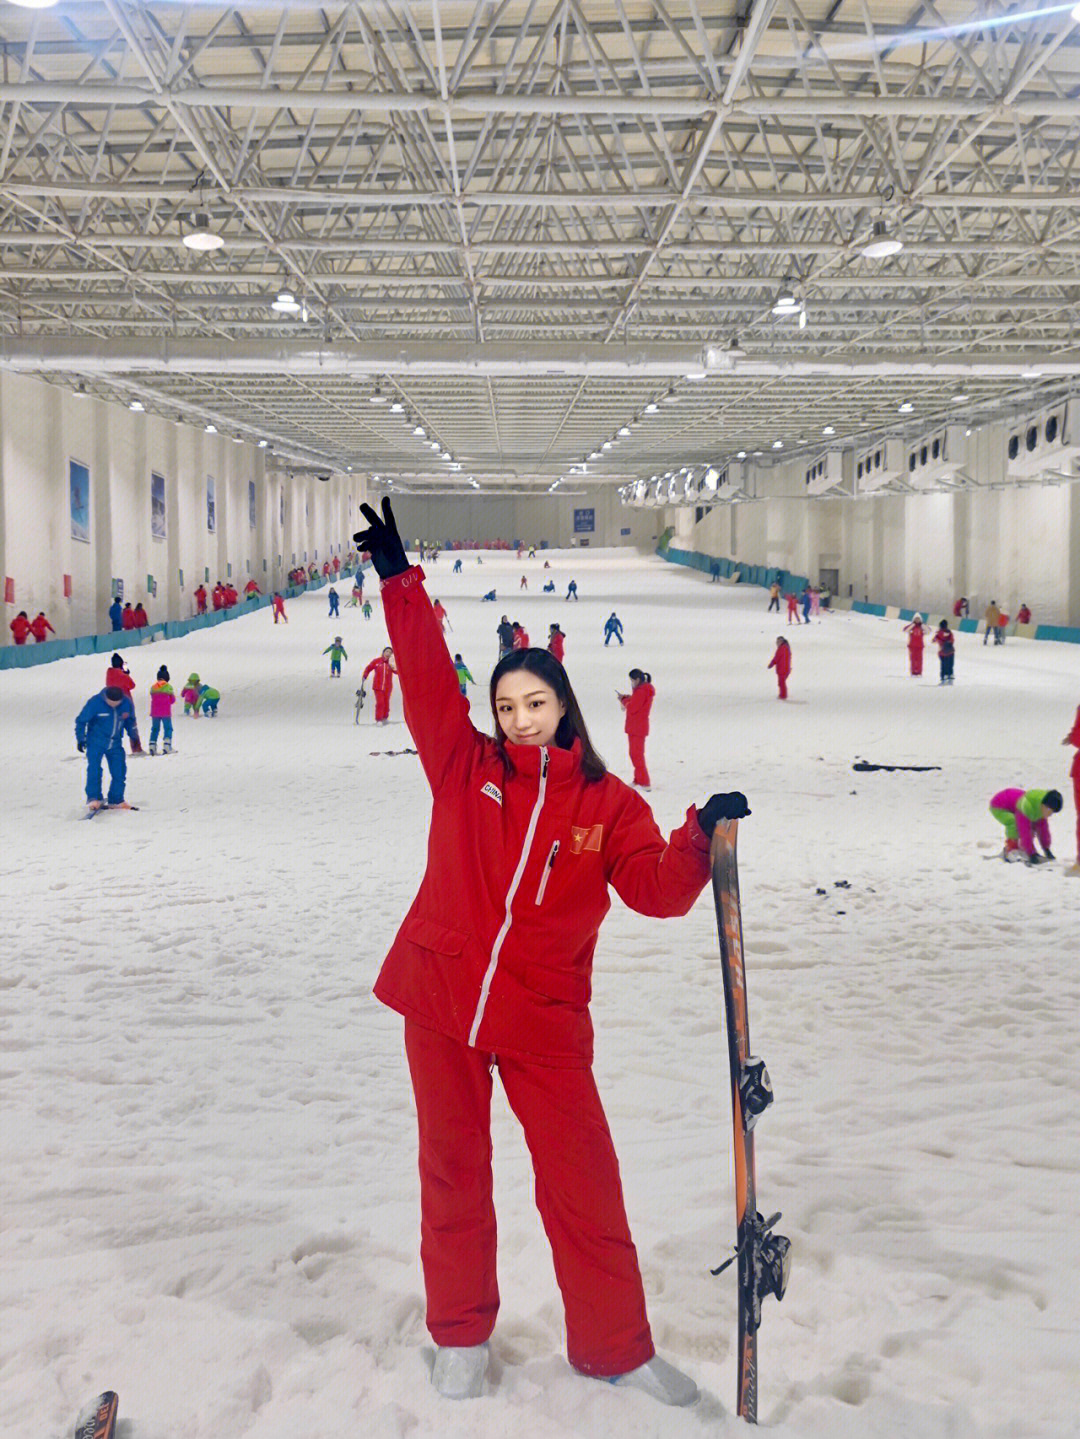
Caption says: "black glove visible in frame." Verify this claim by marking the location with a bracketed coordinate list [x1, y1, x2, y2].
[77, 740, 85, 753]
[353, 498, 409, 581]
[697, 792, 751, 836]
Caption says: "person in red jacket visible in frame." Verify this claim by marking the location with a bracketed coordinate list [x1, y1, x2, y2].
[547, 623, 565, 663]
[903, 614, 926, 676]
[28, 612, 56, 642]
[361, 645, 397, 724]
[1064, 704, 1080, 875]
[194, 584, 208, 614]
[1017, 603, 1032, 625]
[132, 601, 148, 628]
[354, 498, 744, 1408]
[9, 610, 31, 644]
[617, 667, 654, 789]
[512, 621, 529, 650]
[104, 653, 143, 752]
[121, 602, 136, 630]
[785, 592, 800, 624]
[244, 578, 261, 600]
[271, 592, 287, 624]
[432, 599, 450, 633]
[768, 636, 792, 698]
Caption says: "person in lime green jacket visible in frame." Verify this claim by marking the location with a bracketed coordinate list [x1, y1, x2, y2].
[989, 787, 1063, 863]
[323, 636, 348, 678]
[198, 684, 221, 716]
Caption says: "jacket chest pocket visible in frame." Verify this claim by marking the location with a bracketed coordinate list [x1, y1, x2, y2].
[534, 840, 560, 906]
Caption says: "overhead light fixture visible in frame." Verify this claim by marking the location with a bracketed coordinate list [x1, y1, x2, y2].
[257, 439, 268, 448]
[861, 220, 903, 260]
[684, 366, 708, 381]
[271, 289, 301, 315]
[369, 382, 387, 404]
[951, 393, 970, 403]
[898, 400, 914, 413]
[129, 400, 144, 412]
[1021, 368, 1044, 380]
[182, 212, 224, 252]
[602, 440, 614, 450]
[205, 423, 218, 434]
[771, 283, 800, 316]
[413, 424, 426, 437]
[736, 451, 747, 460]
[662, 387, 679, 404]
[772, 440, 784, 449]
[644, 401, 659, 414]
[617, 425, 632, 437]
[589, 450, 601, 460]
[389, 400, 404, 413]
[9, 1, 61, 11]
[73, 381, 88, 399]
[823, 425, 836, 435]
[441, 450, 452, 460]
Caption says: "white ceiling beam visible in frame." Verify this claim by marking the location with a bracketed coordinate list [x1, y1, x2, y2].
[1, 81, 1077, 121]
[4, 338, 1077, 380]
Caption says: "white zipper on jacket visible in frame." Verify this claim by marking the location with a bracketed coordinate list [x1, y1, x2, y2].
[534, 840, 559, 906]
[468, 747, 550, 1048]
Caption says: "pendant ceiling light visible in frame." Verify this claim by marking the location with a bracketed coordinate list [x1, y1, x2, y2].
[182, 212, 224, 252]
[861, 220, 904, 260]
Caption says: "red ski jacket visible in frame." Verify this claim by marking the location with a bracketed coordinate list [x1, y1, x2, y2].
[548, 631, 565, 663]
[105, 665, 136, 695]
[362, 655, 396, 695]
[29, 615, 55, 642]
[9, 615, 30, 644]
[768, 644, 791, 679]
[372, 569, 710, 1065]
[620, 683, 655, 737]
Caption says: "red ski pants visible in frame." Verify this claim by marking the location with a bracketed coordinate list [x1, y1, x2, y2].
[776, 672, 788, 699]
[909, 646, 923, 676]
[627, 732, 650, 788]
[373, 688, 391, 722]
[403, 1020, 654, 1377]
[1073, 769, 1080, 861]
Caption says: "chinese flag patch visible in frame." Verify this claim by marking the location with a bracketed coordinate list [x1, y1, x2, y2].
[570, 824, 603, 854]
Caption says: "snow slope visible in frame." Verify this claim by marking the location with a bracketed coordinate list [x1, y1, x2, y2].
[2, 549, 1077, 1439]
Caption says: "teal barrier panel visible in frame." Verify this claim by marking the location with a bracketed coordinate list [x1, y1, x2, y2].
[75, 636, 97, 656]
[956, 619, 979, 633]
[1034, 624, 1080, 645]
[851, 601, 888, 617]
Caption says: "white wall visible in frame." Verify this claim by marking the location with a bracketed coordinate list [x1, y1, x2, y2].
[388, 485, 659, 551]
[0, 372, 362, 640]
[659, 419, 1079, 625]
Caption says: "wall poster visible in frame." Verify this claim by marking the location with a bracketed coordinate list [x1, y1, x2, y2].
[249, 480, 257, 530]
[151, 472, 166, 541]
[70, 459, 90, 543]
[207, 475, 216, 532]
[573, 507, 595, 534]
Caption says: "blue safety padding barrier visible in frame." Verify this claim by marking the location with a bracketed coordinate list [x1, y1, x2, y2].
[1034, 624, 1080, 645]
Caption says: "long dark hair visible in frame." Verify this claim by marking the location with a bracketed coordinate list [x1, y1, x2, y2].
[489, 648, 606, 782]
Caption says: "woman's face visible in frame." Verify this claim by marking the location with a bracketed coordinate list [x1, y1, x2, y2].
[494, 670, 566, 746]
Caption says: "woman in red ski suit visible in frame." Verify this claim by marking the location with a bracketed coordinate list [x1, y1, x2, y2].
[355, 499, 741, 1406]
[768, 636, 791, 699]
[904, 615, 927, 676]
[547, 624, 565, 663]
[618, 669, 654, 789]
[361, 646, 397, 723]
[1064, 704, 1080, 872]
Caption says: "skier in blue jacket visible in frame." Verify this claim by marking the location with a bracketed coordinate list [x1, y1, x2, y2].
[75, 685, 141, 811]
[604, 612, 624, 646]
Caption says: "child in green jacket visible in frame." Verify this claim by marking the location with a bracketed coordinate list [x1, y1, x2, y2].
[324, 637, 348, 678]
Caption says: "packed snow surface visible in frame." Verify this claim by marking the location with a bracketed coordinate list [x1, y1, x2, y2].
[2, 549, 1078, 1439]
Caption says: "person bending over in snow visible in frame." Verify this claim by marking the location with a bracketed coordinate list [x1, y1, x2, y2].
[198, 683, 221, 716]
[75, 684, 141, 812]
[989, 787, 1062, 863]
[353, 497, 746, 1408]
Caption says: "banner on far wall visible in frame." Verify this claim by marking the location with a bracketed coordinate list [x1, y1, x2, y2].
[70, 459, 90, 543]
[151, 472, 166, 541]
[207, 475, 216, 532]
[573, 507, 595, 534]
[249, 480, 257, 530]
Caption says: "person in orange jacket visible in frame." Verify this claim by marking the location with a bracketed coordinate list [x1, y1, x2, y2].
[618, 667, 655, 789]
[1064, 704, 1080, 875]
[9, 610, 31, 644]
[361, 645, 397, 723]
[29, 612, 55, 642]
[354, 496, 744, 1407]
[768, 636, 792, 699]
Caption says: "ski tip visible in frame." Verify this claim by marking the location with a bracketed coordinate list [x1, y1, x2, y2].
[73, 1390, 118, 1439]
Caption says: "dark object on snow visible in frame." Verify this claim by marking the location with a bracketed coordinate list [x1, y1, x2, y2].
[853, 759, 942, 773]
[697, 791, 751, 837]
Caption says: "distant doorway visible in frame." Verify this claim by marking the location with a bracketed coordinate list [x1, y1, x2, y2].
[819, 567, 839, 595]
